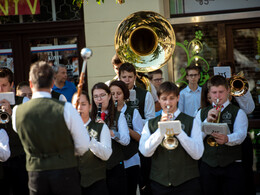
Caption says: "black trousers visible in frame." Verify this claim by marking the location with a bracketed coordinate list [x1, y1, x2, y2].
[106, 163, 127, 195]
[0, 155, 29, 195]
[81, 179, 108, 195]
[139, 153, 152, 195]
[28, 167, 81, 195]
[150, 177, 201, 195]
[125, 165, 139, 195]
[200, 161, 245, 195]
[242, 135, 255, 195]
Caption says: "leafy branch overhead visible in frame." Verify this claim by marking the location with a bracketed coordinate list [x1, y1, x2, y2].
[73, 0, 125, 8]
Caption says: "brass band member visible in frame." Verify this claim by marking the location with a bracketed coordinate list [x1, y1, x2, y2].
[12, 61, 90, 195]
[196, 75, 248, 195]
[139, 81, 203, 195]
[91, 82, 130, 195]
[72, 91, 112, 195]
[0, 67, 29, 195]
[110, 80, 143, 195]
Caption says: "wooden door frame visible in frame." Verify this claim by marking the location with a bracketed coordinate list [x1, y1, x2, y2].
[0, 20, 86, 89]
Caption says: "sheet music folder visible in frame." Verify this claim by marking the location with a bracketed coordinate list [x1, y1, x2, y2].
[202, 122, 230, 135]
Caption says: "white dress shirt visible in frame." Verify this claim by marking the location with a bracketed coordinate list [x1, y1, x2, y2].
[12, 91, 90, 156]
[121, 104, 143, 169]
[234, 90, 255, 114]
[109, 111, 130, 146]
[0, 129, 10, 162]
[84, 119, 112, 161]
[196, 100, 248, 146]
[179, 85, 202, 117]
[139, 109, 204, 160]
[150, 83, 158, 102]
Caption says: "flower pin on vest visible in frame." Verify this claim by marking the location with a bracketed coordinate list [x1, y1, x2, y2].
[89, 129, 98, 140]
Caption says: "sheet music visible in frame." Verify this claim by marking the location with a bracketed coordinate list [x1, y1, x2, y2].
[0, 92, 15, 105]
[202, 122, 230, 135]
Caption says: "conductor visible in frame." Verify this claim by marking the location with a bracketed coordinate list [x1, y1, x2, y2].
[12, 61, 90, 195]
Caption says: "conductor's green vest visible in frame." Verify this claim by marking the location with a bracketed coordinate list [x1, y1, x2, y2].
[15, 98, 77, 171]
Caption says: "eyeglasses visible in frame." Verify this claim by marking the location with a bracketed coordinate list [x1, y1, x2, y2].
[187, 74, 199, 78]
[93, 93, 107, 100]
[153, 78, 164, 83]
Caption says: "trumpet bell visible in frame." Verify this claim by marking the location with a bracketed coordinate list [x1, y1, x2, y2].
[162, 137, 179, 150]
[0, 110, 10, 124]
[115, 11, 176, 72]
[229, 71, 249, 97]
[207, 136, 218, 147]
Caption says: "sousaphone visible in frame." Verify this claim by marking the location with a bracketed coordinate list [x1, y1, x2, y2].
[115, 11, 176, 73]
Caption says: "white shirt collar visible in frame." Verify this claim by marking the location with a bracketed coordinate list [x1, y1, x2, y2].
[121, 103, 127, 113]
[84, 118, 91, 127]
[212, 99, 230, 109]
[32, 91, 51, 99]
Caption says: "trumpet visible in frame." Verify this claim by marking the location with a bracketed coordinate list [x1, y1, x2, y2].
[0, 109, 10, 124]
[229, 71, 249, 97]
[207, 99, 221, 147]
[161, 105, 179, 150]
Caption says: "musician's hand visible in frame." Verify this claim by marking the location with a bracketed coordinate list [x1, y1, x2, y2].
[96, 118, 105, 124]
[160, 114, 168, 122]
[212, 133, 228, 145]
[110, 130, 115, 137]
[0, 99, 12, 115]
[207, 108, 220, 122]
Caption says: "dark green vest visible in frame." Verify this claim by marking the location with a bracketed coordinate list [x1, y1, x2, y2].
[15, 98, 77, 171]
[149, 113, 199, 187]
[0, 96, 25, 158]
[0, 96, 24, 179]
[201, 104, 241, 167]
[106, 111, 124, 170]
[78, 120, 106, 187]
[51, 90, 61, 100]
[126, 86, 147, 119]
[122, 106, 139, 160]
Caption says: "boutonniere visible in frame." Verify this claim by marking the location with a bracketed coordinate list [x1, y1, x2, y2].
[89, 129, 98, 140]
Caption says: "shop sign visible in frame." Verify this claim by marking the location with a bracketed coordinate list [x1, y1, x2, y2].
[0, 0, 40, 16]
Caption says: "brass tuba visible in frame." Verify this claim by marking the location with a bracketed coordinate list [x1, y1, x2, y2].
[114, 11, 176, 73]
[229, 71, 249, 97]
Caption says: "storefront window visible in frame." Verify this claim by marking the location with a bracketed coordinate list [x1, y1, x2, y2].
[233, 28, 260, 119]
[0, 41, 14, 72]
[172, 23, 219, 88]
[30, 36, 79, 85]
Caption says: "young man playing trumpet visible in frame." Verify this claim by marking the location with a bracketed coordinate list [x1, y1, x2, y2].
[139, 81, 203, 195]
[196, 75, 248, 195]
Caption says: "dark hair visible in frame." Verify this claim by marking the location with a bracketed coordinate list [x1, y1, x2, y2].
[217, 61, 235, 75]
[111, 54, 122, 66]
[147, 69, 163, 80]
[90, 82, 115, 128]
[29, 61, 54, 89]
[157, 81, 180, 98]
[0, 67, 14, 84]
[16, 81, 30, 91]
[207, 75, 228, 90]
[119, 62, 136, 77]
[200, 80, 211, 108]
[185, 65, 201, 74]
[72, 90, 90, 105]
[109, 80, 129, 100]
